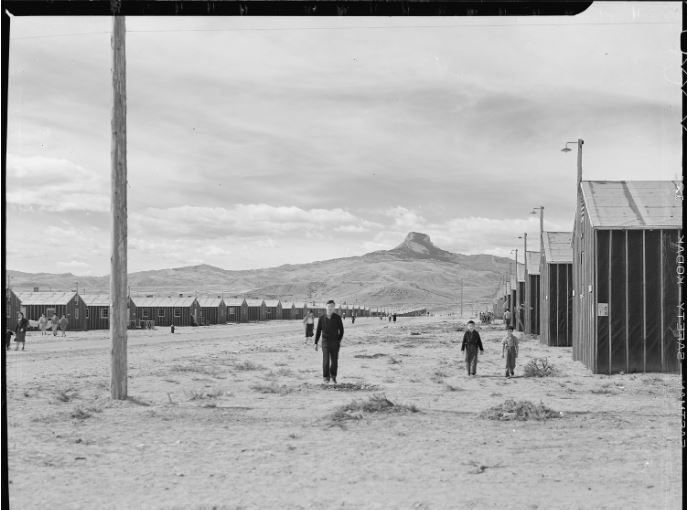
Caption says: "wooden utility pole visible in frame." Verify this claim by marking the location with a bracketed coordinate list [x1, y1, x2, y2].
[110, 15, 128, 400]
[460, 278, 464, 318]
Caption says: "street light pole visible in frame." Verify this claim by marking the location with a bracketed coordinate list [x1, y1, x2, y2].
[523, 232, 529, 334]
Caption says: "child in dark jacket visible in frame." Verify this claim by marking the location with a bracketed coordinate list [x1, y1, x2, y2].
[461, 320, 484, 376]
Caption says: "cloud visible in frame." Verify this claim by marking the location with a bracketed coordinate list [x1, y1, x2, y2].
[130, 204, 377, 239]
[6, 154, 109, 212]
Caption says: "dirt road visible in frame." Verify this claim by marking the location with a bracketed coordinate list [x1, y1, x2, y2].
[5, 316, 682, 509]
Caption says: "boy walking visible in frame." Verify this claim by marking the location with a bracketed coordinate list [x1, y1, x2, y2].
[314, 300, 344, 385]
[502, 326, 519, 377]
[461, 320, 484, 376]
[303, 310, 315, 344]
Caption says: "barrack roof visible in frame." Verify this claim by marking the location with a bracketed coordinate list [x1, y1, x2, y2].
[580, 180, 682, 229]
[543, 232, 573, 264]
[14, 291, 76, 305]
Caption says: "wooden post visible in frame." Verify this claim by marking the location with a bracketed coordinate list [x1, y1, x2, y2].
[110, 15, 128, 400]
[460, 278, 463, 318]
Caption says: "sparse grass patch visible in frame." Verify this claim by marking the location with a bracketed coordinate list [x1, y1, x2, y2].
[233, 360, 266, 371]
[273, 367, 294, 377]
[445, 384, 464, 392]
[250, 382, 293, 395]
[354, 353, 387, 359]
[388, 356, 402, 365]
[321, 381, 381, 392]
[523, 358, 558, 377]
[591, 388, 618, 395]
[70, 405, 102, 420]
[328, 394, 420, 426]
[480, 400, 561, 421]
[127, 396, 152, 407]
[171, 365, 219, 377]
[54, 388, 78, 403]
[187, 388, 225, 401]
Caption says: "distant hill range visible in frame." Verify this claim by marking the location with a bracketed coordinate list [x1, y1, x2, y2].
[7, 232, 512, 312]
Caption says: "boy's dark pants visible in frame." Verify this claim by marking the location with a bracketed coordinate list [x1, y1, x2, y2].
[322, 340, 340, 380]
[465, 346, 478, 375]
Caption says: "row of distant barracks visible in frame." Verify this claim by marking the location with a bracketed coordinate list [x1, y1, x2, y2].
[493, 177, 684, 375]
[4, 291, 424, 330]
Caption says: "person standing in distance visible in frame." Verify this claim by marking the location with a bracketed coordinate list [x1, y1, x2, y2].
[14, 312, 28, 351]
[461, 320, 484, 376]
[314, 300, 344, 385]
[303, 310, 315, 344]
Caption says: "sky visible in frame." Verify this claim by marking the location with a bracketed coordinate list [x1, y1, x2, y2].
[4, 2, 683, 275]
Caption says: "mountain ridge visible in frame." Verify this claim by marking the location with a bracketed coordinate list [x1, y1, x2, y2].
[7, 233, 512, 311]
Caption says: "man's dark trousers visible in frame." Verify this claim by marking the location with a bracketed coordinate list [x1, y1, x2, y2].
[322, 340, 340, 380]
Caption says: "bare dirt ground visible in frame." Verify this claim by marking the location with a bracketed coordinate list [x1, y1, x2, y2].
[5, 316, 682, 509]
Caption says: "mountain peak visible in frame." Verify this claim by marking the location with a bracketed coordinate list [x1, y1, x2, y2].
[395, 232, 435, 254]
[385, 232, 457, 261]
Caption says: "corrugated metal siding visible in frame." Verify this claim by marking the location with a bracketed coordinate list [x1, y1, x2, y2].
[574, 182, 681, 373]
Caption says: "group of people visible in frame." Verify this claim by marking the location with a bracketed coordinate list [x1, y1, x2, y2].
[479, 311, 495, 324]
[302, 300, 521, 385]
[5, 312, 70, 351]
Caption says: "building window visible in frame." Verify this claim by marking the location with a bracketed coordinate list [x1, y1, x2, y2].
[158, 309, 165, 318]
[75, 309, 79, 319]
[229, 307, 235, 315]
[143, 309, 149, 318]
[101, 308, 109, 319]
[174, 308, 181, 317]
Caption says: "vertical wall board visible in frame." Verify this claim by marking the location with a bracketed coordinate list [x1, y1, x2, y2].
[644, 230, 663, 372]
[610, 230, 627, 373]
[662, 230, 680, 372]
[596, 230, 610, 374]
[627, 231, 645, 372]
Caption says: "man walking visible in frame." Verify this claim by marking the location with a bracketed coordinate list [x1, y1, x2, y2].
[461, 320, 484, 376]
[314, 300, 344, 385]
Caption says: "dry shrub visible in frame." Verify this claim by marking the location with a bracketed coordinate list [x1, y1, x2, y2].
[328, 394, 419, 425]
[480, 399, 561, 421]
[523, 358, 558, 377]
[388, 356, 402, 365]
[233, 360, 265, 371]
[354, 353, 387, 359]
[250, 383, 293, 395]
[71, 405, 102, 420]
[54, 388, 78, 403]
[445, 384, 464, 392]
[187, 388, 224, 400]
[323, 382, 380, 392]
